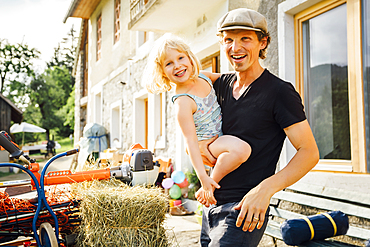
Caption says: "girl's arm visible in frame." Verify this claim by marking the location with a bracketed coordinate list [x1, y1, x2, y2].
[174, 97, 220, 195]
[200, 71, 221, 84]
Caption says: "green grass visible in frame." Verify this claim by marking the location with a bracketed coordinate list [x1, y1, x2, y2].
[55, 137, 75, 153]
[27, 137, 75, 163]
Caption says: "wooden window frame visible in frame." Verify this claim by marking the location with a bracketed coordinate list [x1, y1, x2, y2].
[82, 23, 89, 97]
[96, 14, 102, 61]
[201, 52, 220, 73]
[114, 0, 121, 44]
[144, 98, 148, 149]
[294, 0, 366, 172]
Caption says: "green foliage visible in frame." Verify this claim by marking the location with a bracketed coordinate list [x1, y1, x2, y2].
[26, 27, 78, 139]
[2, 26, 77, 142]
[60, 85, 75, 129]
[29, 66, 74, 138]
[0, 39, 40, 94]
[55, 136, 74, 153]
[185, 169, 201, 200]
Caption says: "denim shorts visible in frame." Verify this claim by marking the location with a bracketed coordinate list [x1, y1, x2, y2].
[200, 202, 269, 247]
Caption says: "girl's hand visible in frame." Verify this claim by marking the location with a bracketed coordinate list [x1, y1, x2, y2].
[199, 176, 220, 205]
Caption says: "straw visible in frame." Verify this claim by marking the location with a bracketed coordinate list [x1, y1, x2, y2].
[71, 179, 170, 247]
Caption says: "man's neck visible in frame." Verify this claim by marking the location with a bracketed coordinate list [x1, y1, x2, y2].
[236, 65, 265, 87]
[232, 65, 265, 100]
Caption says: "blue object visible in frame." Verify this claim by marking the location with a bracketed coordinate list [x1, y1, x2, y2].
[365, 239, 370, 247]
[281, 210, 349, 246]
[0, 149, 78, 246]
[171, 170, 185, 184]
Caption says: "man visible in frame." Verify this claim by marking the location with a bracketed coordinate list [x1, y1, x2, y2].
[197, 8, 319, 247]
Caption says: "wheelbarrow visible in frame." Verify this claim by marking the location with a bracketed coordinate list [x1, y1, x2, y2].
[0, 131, 160, 246]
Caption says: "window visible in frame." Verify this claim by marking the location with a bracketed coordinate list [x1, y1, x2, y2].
[294, 0, 365, 172]
[96, 14, 102, 61]
[363, 0, 370, 172]
[114, 0, 121, 44]
[133, 91, 148, 149]
[144, 98, 148, 148]
[110, 100, 121, 149]
[152, 92, 166, 149]
[94, 92, 102, 124]
[134, 91, 166, 151]
[138, 31, 148, 47]
[301, 4, 350, 160]
[201, 52, 220, 73]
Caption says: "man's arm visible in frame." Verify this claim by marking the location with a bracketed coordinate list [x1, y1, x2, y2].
[233, 120, 319, 232]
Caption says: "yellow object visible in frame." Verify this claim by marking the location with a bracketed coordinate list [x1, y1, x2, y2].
[302, 217, 315, 240]
[322, 212, 337, 236]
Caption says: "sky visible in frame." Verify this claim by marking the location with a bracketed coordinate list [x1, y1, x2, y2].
[0, 0, 81, 72]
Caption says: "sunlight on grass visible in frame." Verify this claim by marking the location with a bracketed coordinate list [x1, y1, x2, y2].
[56, 137, 75, 153]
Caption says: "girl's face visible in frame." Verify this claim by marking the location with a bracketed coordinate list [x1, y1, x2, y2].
[162, 48, 193, 84]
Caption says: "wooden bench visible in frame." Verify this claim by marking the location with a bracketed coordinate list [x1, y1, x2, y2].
[265, 182, 370, 246]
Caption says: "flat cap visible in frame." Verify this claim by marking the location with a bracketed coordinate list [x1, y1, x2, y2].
[217, 8, 268, 34]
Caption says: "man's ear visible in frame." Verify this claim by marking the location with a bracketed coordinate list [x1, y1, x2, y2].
[260, 37, 267, 50]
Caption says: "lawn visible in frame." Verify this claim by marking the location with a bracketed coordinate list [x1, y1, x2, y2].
[55, 137, 75, 153]
[28, 137, 75, 162]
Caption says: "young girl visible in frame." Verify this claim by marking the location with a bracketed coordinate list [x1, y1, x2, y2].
[144, 34, 251, 205]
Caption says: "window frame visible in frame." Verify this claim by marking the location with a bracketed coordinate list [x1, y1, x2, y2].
[114, 0, 121, 44]
[201, 52, 220, 73]
[96, 13, 102, 61]
[294, 0, 365, 172]
[110, 100, 122, 149]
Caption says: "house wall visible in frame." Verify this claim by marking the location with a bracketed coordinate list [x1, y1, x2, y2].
[74, 0, 295, 171]
[74, 0, 370, 181]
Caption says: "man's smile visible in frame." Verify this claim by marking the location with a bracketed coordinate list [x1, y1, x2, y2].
[231, 54, 247, 62]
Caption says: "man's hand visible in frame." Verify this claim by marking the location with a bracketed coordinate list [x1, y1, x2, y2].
[233, 185, 272, 232]
[198, 135, 218, 167]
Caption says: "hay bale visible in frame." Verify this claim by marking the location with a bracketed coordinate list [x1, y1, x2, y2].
[71, 179, 170, 247]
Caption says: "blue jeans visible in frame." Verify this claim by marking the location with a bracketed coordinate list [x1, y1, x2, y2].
[200, 202, 269, 247]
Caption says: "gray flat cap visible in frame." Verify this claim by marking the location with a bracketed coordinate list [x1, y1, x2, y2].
[217, 8, 268, 33]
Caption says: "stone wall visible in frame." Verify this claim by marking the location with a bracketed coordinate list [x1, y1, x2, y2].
[257, 0, 285, 76]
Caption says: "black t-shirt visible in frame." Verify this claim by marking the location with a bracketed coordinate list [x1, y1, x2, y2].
[213, 69, 306, 205]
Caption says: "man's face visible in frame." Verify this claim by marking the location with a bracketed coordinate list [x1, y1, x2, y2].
[221, 30, 266, 72]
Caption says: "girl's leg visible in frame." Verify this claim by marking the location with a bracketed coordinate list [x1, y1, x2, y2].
[196, 135, 251, 205]
[208, 135, 251, 183]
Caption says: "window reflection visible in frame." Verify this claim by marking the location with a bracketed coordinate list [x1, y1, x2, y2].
[302, 4, 351, 160]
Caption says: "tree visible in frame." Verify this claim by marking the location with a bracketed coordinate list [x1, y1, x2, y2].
[29, 66, 72, 140]
[59, 85, 75, 129]
[27, 26, 78, 140]
[0, 39, 39, 94]
[47, 26, 77, 73]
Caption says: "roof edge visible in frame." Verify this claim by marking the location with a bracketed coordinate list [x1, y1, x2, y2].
[0, 93, 23, 115]
[63, 0, 82, 23]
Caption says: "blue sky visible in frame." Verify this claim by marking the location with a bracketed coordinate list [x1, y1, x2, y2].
[0, 0, 81, 72]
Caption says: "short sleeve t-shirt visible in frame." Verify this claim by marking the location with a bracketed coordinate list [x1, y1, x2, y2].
[213, 69, 306, 205]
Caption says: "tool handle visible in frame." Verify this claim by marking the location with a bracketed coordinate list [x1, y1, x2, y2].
[66, 148, 79, 156]
[0, 131, 22, 158]
[44, 168, 111, 185]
